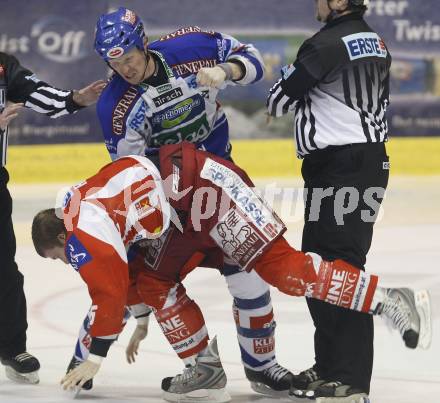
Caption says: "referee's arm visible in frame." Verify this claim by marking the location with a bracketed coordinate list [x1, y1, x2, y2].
[23, 85, 82, 118]
[5, 54, 83, 118]
[266, 44, 321, 117]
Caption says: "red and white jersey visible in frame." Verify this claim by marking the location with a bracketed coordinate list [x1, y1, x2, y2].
[61, 155, 169, 341]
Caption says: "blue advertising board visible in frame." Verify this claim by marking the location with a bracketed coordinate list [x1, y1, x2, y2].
[1, 0, 439, 143]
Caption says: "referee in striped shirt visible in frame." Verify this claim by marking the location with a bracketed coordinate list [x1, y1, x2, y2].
[0, 52, 105, 384]
[267, 0, 391, 400]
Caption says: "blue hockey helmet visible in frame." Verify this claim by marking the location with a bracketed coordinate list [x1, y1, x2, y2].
[94, 7, 146, 61]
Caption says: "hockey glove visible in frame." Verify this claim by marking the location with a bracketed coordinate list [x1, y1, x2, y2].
[66, 356, 93, 390]
[61, 354, 102, 390]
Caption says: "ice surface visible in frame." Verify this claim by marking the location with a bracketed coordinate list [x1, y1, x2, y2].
[2, 177, 439, 402]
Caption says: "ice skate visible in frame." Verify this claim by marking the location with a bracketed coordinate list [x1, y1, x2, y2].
[312, 381, 370, 403]
[1, 352, 40, 384]
[161, 336, 231, 403]
[378, 288, 431, 349]
[245, 363, 294, 397]
[289, 367, 326, 401]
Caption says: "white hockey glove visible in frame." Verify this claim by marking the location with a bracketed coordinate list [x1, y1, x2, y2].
[126, 316, 150, 364]
[196, 66, 227, 89]
[61, 354, 102, 390]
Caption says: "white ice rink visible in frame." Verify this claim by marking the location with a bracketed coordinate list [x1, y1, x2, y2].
[2, 177, 440, 403]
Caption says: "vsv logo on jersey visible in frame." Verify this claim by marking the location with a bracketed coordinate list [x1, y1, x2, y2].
[66, 234, 92, 271]
[342, 32, 387, 61]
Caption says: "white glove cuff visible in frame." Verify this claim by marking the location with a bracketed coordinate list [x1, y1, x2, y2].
[128, 303, 152, 318]
[137, 315, 150, 327]
[216, 63, 234, 81]
[88, 353, 104, 365]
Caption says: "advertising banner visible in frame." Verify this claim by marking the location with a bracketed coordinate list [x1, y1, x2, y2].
[1, 0, 439, 144]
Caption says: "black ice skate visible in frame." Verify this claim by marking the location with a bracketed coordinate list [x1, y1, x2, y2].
[245, 363, 294, 397]
[1, 352, 40, 384]
[66, 356, 94, 391]
[313, 381, 370, 403]
[289, 366, 326, 401]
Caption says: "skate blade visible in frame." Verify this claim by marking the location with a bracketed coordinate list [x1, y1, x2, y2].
[415, 289, 432, 349]
[5, 366, 39, 384]
[316, 394, 370, 403]
[288, 389, 315, 401]
[162, 387, 231, 403]
[249, 381, 289, 397]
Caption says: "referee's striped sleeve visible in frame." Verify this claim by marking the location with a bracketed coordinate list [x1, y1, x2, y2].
[266, 79, 295, 117]
[24, 84, 82, 118]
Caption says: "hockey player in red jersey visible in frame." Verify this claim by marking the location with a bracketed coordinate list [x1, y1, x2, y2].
[93, 8, 291, 396]
[32, 143, 431, 402]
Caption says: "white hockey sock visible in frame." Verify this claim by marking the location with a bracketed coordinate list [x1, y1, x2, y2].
[224, 268, 276, 371]
[369, 286, 387, 314]
[182, 344, 209, 366]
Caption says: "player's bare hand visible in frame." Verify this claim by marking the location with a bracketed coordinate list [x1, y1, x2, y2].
[196, 67, 227, 89]
[0, 103, 23, 130]
[61, 358, 101, 390]
[72, 80, 107, 107]
[125, 322, 149, 364]
[126, 323, 149, 364]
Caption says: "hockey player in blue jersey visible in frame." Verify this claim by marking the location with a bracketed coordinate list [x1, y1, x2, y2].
[65, 7, 293, 400]
[95, 11, 262, 160]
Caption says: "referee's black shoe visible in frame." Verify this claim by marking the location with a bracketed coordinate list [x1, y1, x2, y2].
[1, 352, 40, 384]
[313, 381, 369, 402]
[289, 366, 326, 400]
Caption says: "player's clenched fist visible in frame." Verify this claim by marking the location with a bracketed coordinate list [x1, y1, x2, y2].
[196, 66, 227, 89]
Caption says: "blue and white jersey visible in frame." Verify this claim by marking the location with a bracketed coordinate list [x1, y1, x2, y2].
[97, 26, 264, 160]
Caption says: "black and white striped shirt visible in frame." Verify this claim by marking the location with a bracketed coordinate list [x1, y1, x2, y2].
[0, 52, 82, 167]
[267, 13, 391, 157]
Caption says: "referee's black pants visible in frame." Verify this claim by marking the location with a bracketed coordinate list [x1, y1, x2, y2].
[301, 142, 389, 394]
[0, 167, 27, 359]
